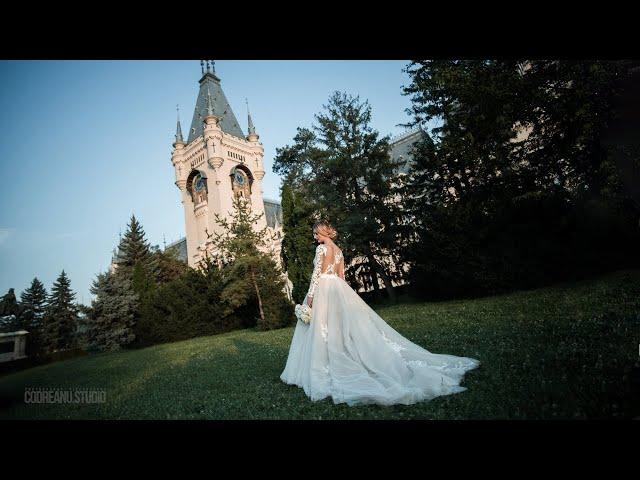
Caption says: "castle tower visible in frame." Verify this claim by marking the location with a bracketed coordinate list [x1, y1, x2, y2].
[171, 61, 277, 269]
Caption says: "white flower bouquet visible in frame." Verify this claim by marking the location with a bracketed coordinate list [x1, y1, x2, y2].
[295, 302, 312, 325]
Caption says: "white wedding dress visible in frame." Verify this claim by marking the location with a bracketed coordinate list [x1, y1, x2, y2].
[280, 241, 480, 406]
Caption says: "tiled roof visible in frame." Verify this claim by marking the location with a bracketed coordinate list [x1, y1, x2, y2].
[263, 198, 283, 229]
[187, 72, 245, 143]
[165, 238, 188, 263]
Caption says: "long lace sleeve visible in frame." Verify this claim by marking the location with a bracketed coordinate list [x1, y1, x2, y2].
[306, 243, 327, 304]
[336, 250, 345, 280]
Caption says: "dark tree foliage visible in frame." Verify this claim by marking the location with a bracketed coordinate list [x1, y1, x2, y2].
[18, 278, 48, 355]
[206, 195, 295, 330]
[400, 60, 640, 298]
[280, 176, 317, 304]
[83, 271, 138, 352]
[152, 246, 189, 285]
[135, 267, 216, 347]
[273, 91, 406, 301]
[114, 214, 160, 282]
[42, 270, 79, 352]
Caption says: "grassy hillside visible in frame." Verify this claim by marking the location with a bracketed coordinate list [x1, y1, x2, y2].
[1, 269, 638, 420]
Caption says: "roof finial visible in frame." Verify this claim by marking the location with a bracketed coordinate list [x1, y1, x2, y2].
[200, 60, 205, 75]
[210, 60, 216, 74]
[246, 98, 256, 135]
[175, 104, 184, 143]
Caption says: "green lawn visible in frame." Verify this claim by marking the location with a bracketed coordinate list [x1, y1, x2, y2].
[1, 269, 639, 420]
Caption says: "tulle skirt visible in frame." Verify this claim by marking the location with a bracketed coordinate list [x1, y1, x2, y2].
[280, 274, 480, 406]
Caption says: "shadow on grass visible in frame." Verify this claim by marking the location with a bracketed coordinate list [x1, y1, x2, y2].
[0, 269, 638, 420]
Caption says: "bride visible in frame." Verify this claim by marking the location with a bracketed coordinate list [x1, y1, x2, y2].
[280, 220, 480, 406]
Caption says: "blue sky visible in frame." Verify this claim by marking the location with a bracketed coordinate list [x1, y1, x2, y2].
[0, 60, 416, 304]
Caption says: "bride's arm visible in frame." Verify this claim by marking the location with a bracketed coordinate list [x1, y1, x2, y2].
[305, 244, 326, 307]
[337, 255, 345, 280]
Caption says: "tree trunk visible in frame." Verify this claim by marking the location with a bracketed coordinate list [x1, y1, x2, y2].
[351, 176, 397, 303]
[366, 247, 397, 303]
[250, 267, 265, 324]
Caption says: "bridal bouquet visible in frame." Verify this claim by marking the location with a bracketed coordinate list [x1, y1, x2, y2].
[295, 302, 312, 325]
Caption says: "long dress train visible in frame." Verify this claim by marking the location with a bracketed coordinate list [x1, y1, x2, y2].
[280, 242, 480, 406]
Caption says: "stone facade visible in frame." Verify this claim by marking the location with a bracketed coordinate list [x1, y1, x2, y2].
[109, 61, 426, 297]
[0, 330, 28, 363]
[170, 61, 291, 298]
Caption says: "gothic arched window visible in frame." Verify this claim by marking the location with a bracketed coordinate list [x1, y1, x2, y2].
[187, 170, 208, 205]
[230, 166, 252, 201]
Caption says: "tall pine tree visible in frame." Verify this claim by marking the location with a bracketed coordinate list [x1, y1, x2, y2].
[114, 214, 160, 285]
[83, 271, 138, 351]
[205, 194, 294, 330]
[42, 270, 79, 352]
[19, 278, 48, 355]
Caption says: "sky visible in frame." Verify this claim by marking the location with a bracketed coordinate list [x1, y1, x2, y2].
[0, 60, 416, 305]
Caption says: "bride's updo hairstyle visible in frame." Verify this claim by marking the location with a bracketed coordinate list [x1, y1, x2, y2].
[313, 220, 338, 240]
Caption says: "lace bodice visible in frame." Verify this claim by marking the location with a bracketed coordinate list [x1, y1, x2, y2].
[305, 242, 344, 302]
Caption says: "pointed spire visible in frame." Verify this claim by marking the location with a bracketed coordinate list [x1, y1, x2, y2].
[189, 60, 244, 141]
[175, 104, 184, 143]
[206, 87, 214, 117]
[246, 98, 256, 135]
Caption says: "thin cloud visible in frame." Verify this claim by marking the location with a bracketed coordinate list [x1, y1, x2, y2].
[0, 228, 14, 246]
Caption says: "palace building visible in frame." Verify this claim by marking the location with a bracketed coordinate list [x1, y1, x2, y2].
[112, 61, 424, 297]
[164, 60, 290, 297]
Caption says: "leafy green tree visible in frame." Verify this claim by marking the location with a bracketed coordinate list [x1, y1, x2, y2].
[83, 271, 138, 352]
[42, 270, 79, 352]
[399, 60, 640, 297]
[273, 91, 405, 301]
[401, 60, 636, 208]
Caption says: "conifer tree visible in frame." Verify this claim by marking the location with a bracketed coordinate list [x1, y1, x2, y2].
[19, 278, 47, 329]
[84, 271, 138, 351]
[18, 278, 48, 355]
[280, 177, 317, 303]
[42, 270, 79, 352]
[273, 91, 405, 301]
[204, 194, 294, 330]
[114, 214, 160, 282]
